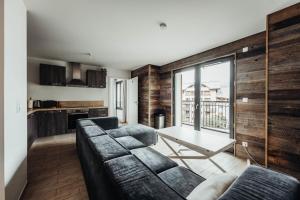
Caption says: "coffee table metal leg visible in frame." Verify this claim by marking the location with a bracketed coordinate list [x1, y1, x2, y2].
[208, 158, 226, 173]
[160, 136, 192, 170]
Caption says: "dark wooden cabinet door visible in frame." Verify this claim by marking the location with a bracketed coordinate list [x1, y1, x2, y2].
[98, 69, 107, 88]
[28, 113, 38, 149]
[86, 70, 96, 87]
[56, 66, 66, 86]
[37, 111, 67, 137]
[88, 108, 108, 118]
[40, 64, 66, 86]
[86, 69, 106, 88]
[54, 111, 67, 135]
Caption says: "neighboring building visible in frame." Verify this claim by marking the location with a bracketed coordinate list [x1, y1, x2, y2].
[182, 83, 228, 102]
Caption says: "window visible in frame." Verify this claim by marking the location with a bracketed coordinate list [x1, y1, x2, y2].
[116, 81, 124, 110]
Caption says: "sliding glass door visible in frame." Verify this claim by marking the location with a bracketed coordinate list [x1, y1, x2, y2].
[174, 57, 234, 138]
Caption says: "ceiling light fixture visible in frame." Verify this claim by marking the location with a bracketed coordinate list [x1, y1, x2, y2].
[159, 22, 167, 30]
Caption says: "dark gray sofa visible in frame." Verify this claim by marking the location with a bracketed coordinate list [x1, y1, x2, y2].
[76, 117, 300, 200]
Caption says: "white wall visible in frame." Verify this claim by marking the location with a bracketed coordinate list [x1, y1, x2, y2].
[0, 0, 4, 199]
[28, 57, 130, 106]
[4, 0, 27, 199]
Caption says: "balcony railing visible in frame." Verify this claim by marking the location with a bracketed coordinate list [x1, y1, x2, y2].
[181, 100, 230, 132]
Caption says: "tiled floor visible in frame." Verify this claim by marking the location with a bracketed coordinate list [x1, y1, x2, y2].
[22, 133, 247, 199]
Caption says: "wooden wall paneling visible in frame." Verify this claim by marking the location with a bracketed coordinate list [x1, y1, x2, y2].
[131, 65, 150, 126]
[267, 3, 300, 179]
[235, 35, 266, 165]
[159, 71, 173, 127]
[160, 33, 266, 73]
[149, 65, 161, 127]
[131, 65, 161, 127]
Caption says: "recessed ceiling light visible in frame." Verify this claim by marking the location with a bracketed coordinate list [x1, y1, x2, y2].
[159, 22, 167, 30]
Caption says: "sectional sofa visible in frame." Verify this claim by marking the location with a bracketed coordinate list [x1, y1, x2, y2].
[76, 117, 300, 200]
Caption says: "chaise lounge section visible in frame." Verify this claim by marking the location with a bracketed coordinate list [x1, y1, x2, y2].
[76, 117, 300, 200]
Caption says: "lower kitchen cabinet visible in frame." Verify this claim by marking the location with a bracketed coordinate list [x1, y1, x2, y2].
[27, 108, 108, 146]
[88, 108, 108, 118]
[37, 110, 67, 137]
[27, 113, 38, 150]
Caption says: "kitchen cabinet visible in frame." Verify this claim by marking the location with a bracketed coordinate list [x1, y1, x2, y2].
[27, 113, 38, 150]
[88, 108, 108, 118]
[40, 64, 66, 86]
[86, 69, 107, 88]
[37, 110, 67, 137]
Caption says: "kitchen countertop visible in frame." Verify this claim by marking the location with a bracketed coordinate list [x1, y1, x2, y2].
[27, 106, 108, 115]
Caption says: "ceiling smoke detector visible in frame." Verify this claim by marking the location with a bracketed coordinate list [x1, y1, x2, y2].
[159, 22, 167, 30]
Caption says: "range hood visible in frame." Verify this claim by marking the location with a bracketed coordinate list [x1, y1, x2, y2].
[68, 62, 86, 86]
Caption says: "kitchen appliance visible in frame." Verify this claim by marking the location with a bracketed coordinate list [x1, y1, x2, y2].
[68, 62, 86, 86]
[28, 97, 33, 109]
[33, 100, 41, 108]
[67, 109, 89, 130]
[41, 100, 58, 108]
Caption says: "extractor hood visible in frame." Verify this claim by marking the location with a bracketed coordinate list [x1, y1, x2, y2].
[68, 62, 85, 86]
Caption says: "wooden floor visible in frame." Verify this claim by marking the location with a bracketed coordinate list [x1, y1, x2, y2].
[21, 134, 88, 200]
[22, 133, 247, 199]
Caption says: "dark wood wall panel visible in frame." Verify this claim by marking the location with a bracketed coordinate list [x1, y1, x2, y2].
[132, 66, 150, 126]
[149, 66, 161, 127]
[131, 65, 161, 127]
[159, 72, 173, 127]
[235, 36, 266, 164]
[267, 3, 300, 179]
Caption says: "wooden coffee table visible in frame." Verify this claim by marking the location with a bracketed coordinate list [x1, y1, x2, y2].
[156, 126, 235, 172]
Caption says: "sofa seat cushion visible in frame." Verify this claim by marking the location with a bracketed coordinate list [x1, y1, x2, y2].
[116, 136, 146, 150]
[82, 125, 106, 138]
[88, 135, 130, 162]
[131, 147, 178, 173]
[77, 119, 96, 127]
[158, 166, 206, 197]
[218, 165, 300, 200]
[104, 155, 185, 200]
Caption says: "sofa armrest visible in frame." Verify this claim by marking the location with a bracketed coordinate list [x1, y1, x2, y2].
[90, 117, 119, 130]
[219, 165, 300, 200]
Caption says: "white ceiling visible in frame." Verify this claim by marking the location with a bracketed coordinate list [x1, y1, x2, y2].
[24, 0, 299, 70]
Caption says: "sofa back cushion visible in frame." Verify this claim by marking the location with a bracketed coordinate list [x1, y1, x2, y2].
[88, 135, 130, 162]
[82, 125, 106, 138]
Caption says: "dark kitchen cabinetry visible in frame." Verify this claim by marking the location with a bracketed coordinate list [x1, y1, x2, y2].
[88, 108, 108, 118]
[86, 69, 107, 88]
[40, 64, 66, 86]
[37, 110, 67, 137]
[27, 113, 38, 150]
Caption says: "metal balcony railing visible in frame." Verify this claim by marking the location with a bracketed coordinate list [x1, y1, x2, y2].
[181, 100, 230, 132]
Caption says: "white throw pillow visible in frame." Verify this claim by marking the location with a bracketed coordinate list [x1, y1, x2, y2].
[187, 174, 237, 200]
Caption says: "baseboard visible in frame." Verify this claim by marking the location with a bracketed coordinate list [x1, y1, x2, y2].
[18, 180, 27, 200]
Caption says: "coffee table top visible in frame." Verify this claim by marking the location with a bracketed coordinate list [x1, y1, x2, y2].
[157, 126, 235, 156]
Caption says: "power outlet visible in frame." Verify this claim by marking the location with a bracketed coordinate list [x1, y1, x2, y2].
[242, 142, 248, 148]
[242, 47, 249, 53]
[242, 97, 248, 103]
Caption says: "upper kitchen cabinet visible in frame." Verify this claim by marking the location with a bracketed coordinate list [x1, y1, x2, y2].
[86, 69, 107, 88]
[40, 64, 66, 86]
